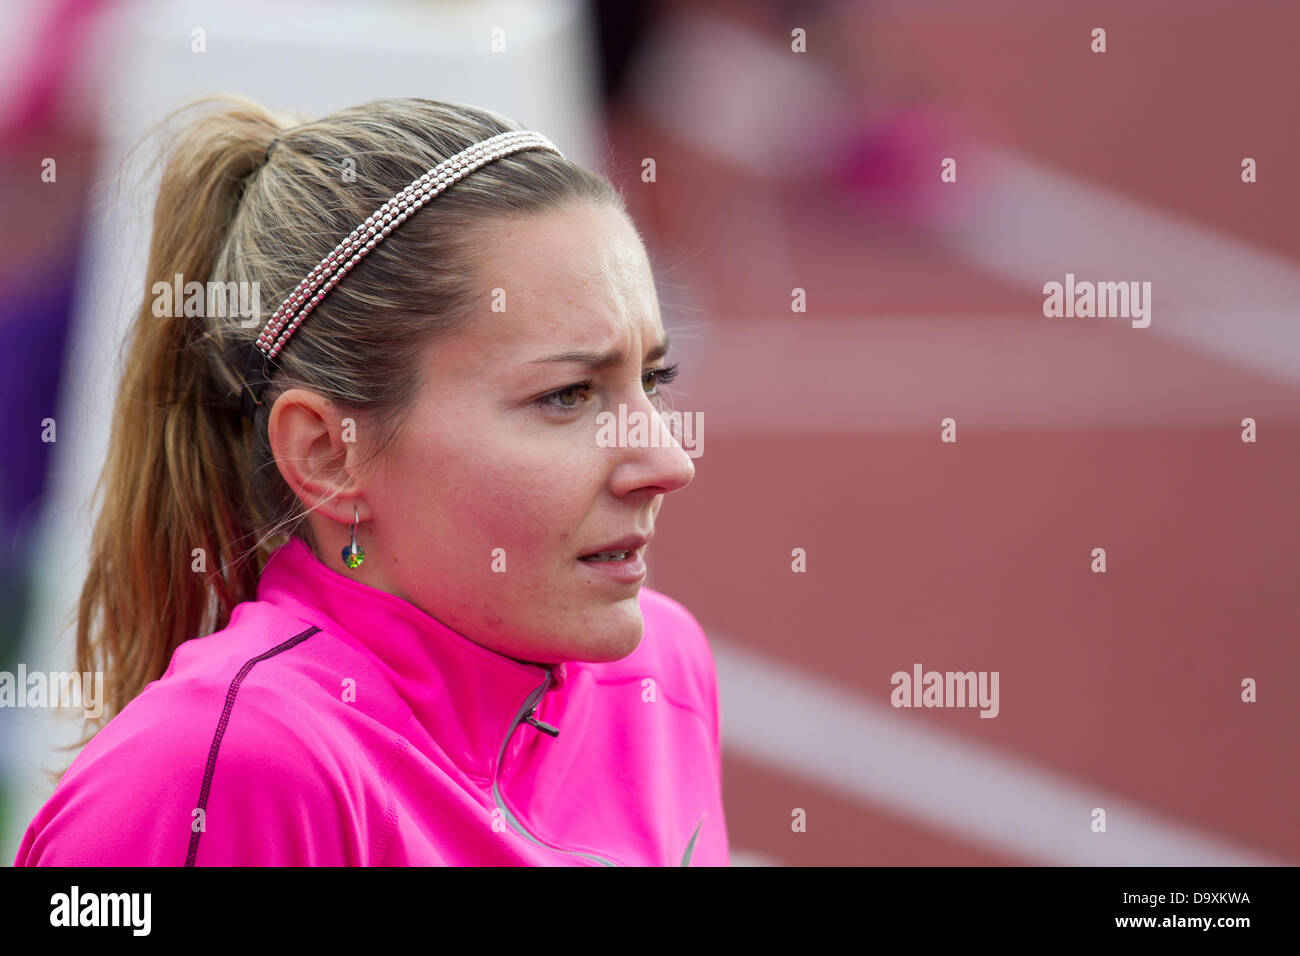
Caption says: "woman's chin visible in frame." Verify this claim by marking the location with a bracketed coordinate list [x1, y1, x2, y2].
[564, 609, 645, 663]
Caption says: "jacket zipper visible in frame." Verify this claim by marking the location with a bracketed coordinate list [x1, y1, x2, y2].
[491, 669, 621, 866]
[680, 813, 705, 867]
[492, 669, 707, 867]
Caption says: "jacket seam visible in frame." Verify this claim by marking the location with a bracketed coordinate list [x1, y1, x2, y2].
[185, 625, 321, 866]
[373, 735, 412, 866]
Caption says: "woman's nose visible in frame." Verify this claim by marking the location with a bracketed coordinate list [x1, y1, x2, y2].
[603, 397, 698, 495]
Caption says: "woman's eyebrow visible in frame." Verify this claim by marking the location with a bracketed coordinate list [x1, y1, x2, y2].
[526, 332, 671, 369]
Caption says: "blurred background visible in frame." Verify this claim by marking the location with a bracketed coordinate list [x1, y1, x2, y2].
[1, 0, 1297, 866]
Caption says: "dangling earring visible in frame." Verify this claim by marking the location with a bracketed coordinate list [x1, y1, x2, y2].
[341, 504, 366, 569]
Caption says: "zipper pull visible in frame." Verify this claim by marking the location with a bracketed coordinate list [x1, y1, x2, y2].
[524, 713, 560, 737]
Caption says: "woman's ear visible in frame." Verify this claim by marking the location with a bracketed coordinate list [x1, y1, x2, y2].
[266, 387, 366, 524]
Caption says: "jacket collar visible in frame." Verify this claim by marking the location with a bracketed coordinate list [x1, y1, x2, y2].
[256, 536, 566, 779]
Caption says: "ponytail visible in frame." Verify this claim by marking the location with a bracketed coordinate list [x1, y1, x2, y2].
[59, 95, 300, 781]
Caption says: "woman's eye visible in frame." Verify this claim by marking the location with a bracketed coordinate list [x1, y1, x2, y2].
[644, 362, 680, 396]
[538, 363, 679, 413]
[539, 380, 595, 411]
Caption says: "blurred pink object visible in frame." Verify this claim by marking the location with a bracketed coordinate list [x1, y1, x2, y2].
[0, 0, 113, 137]
[833, 105, 977, 230]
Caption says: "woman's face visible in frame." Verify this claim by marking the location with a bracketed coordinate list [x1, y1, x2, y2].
[280, 201, 695, 665]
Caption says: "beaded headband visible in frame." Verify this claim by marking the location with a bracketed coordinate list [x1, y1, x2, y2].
[239, 129, 564, 421]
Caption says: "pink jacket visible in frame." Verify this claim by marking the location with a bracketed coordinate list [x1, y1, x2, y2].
[15, 536, 729, 866]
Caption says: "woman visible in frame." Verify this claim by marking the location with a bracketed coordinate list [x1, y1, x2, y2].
[14, 94, 727, 866]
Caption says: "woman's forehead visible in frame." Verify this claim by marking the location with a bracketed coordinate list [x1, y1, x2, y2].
[445, 305, 666, 378]
[474, 202, 651, 294]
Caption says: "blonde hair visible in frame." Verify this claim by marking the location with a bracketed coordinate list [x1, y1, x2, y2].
[61, 93, 624, 781]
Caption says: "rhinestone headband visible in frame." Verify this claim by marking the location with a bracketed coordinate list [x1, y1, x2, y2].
[239, 129, 564, 421]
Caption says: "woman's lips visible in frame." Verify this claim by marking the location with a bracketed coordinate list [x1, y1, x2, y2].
[575, 546, 647, 584]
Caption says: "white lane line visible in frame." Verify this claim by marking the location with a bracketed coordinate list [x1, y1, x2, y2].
[943, 142, 1300, 386]
[671, 312, 1300, 434]
[728, 848, 785, 867]
[664, 142, 1300, 435]
[709, 634, 1288, 866]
